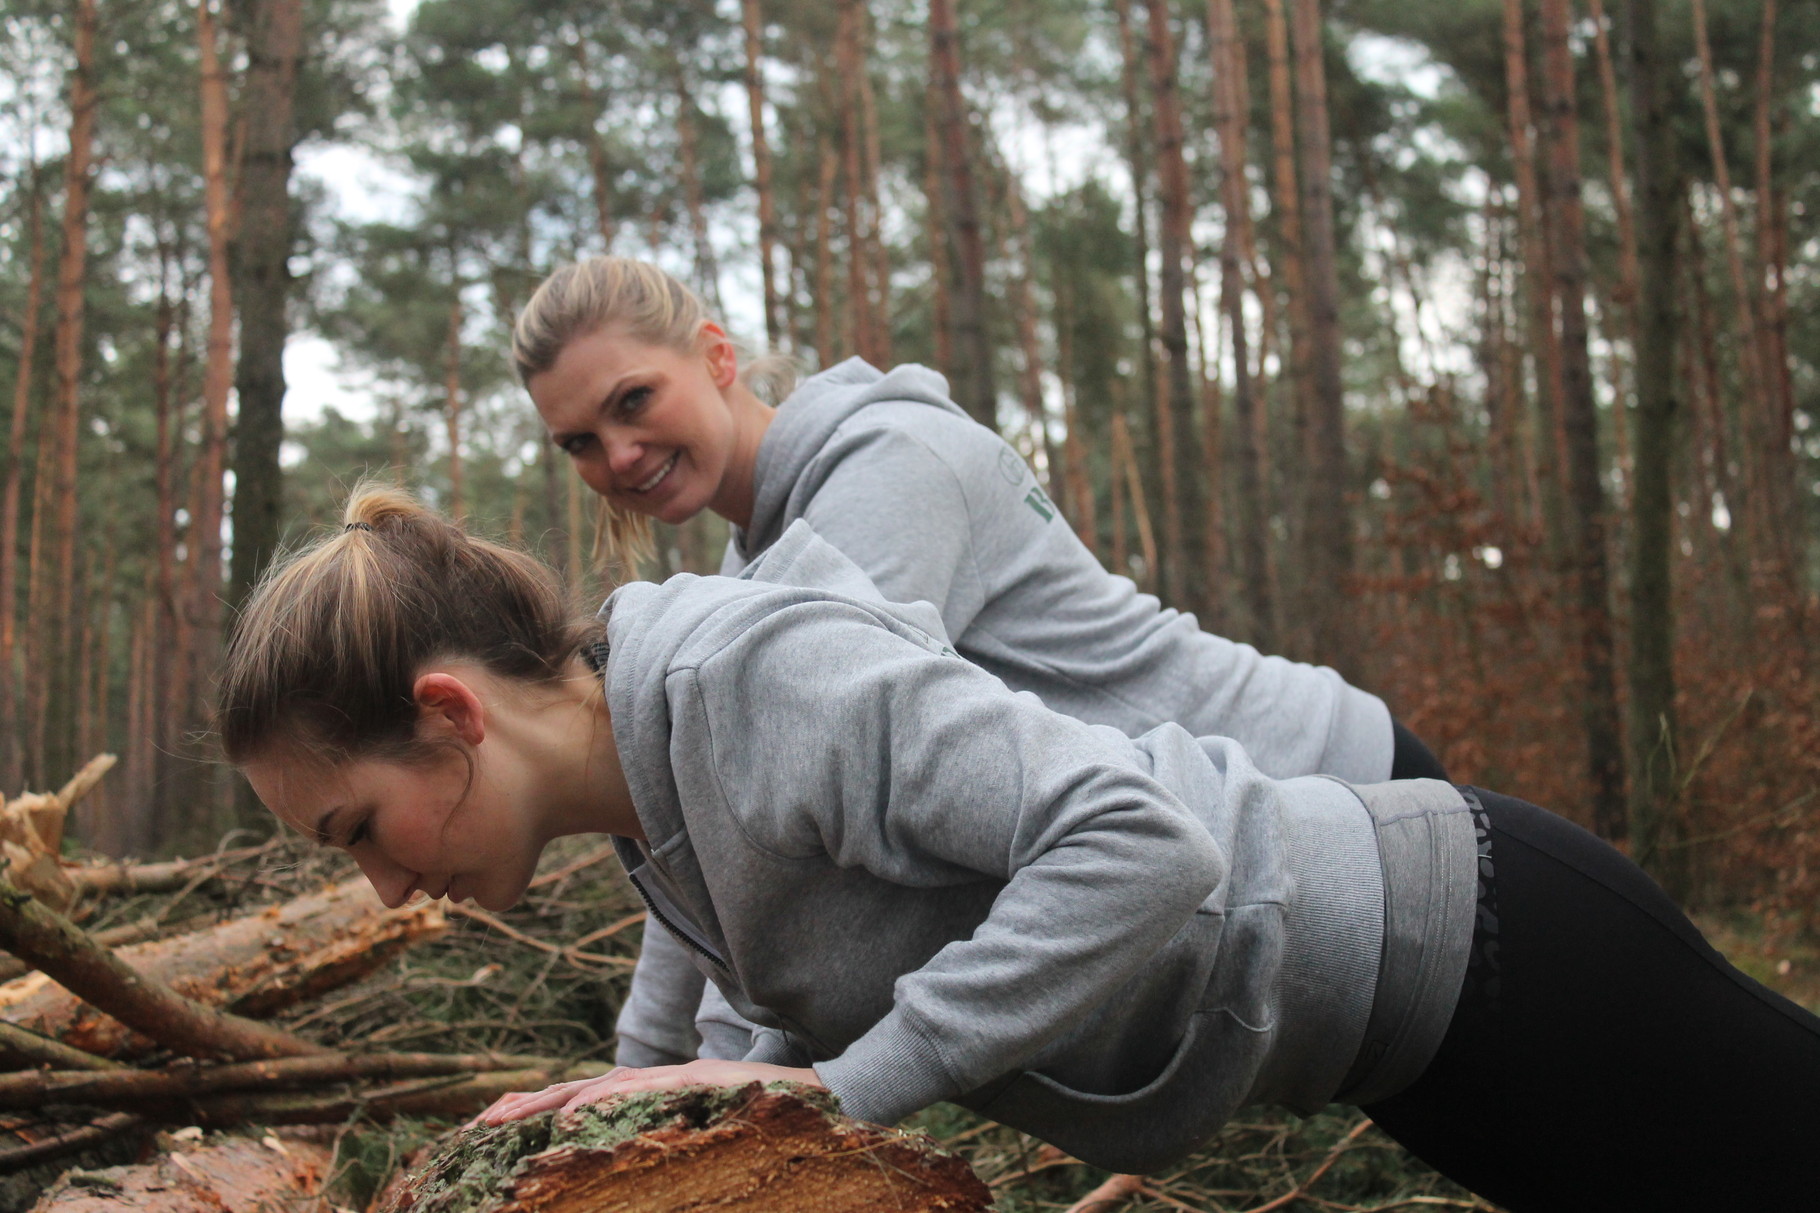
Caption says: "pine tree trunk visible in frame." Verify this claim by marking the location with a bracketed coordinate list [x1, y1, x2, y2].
[1625, 0, 1685, 894]
[226, 0, 303, 616]
[928, 0, 995, 426]
[836, 0, 877, 364]
[1539, 0, 1626, 838]
[672, 64, 723, 317]
[569, 37, 616, 251]
[1289, 0, 1353, 668]
[1689, 0, 1776, 570]
[740, 0, 780, 344]
[1209, 0, 1273, 647]
[444, 280, 465, 522]
[1262, 0, 1310, 460]
[39, 0, 99, 793]
[921, 95, 953, 376]
[1751, 0, 1795, 569]
[0, 169, 46, 794]
[858, 21, 892, 366]
[1141, 0, 1206, 616]
[813, 131, 839, 364]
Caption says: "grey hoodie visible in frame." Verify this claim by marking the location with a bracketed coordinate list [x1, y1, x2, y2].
[616, 358, 1400, 1068]
[726, 359, 1394, 782]
[602, 523, 1475, 1173]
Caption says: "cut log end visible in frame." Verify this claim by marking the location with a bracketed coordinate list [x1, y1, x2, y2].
[382, 1082, 993, 1213]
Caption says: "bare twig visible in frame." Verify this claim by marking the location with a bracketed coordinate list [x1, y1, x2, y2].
[0, 1111, 143, 1175]
[448, 903, 635, 970]
[0, 1019, 123, 1073]
[1062, 1172, 1146, 1213]
[65, 842, 273, 897]
[1239, 1117, 1377, 1213]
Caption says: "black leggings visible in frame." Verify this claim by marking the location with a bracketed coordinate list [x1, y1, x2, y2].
[1363, 788, 1820, 1212]
[1390, 718, 1448, 781]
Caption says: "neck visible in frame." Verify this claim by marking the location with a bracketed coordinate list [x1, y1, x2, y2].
[519, 660, 644, 842]
[709, 381, 776, 530]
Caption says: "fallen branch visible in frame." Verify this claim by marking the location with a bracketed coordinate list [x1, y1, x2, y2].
[1239, 1117, 1378, 1213]
[0, 913, 210, 985]
[178, 1062, 615, 1128]
[29, 1127, 334, 1210]
[64, 842, 272, 898]
[0, 1111, 143, 1176]
[448, 903, 634, 970]
[0, 1050, 576, 1109]
[0, 873, 326, 1062]
[2, 876, 444, 1056]
[1062, 1172, 1147, 1213]
[0, 1020, 121, 1073]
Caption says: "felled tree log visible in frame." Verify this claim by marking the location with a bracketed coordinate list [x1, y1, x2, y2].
[380, 1082, 993, 1213]
[0, 755, 115, 914]
[0, 877, 444, 1057]
[28, 1130, 333, 1213]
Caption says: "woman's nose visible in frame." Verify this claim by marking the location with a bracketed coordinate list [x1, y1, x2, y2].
[354, 851, 421, 909]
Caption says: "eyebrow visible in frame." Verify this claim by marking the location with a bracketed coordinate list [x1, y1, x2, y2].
[549, 376, 634, 448]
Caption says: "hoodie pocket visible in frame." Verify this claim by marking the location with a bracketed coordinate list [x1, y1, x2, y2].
[972, 1007, 1272, 1175]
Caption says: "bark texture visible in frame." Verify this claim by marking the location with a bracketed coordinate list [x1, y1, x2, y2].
[29, 1130, 333, 1213]
[381, 1083, 991, 1213]
[0, 877, 444, 1057]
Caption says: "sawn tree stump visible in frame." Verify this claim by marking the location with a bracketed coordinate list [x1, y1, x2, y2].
[380, 1082, 993, 1213]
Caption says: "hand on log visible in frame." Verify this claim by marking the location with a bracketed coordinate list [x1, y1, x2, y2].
[1, 876, 444, 1058]
[380, 1082, 993, 1213]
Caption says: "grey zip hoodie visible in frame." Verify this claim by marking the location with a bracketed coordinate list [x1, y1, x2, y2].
[602, 523, 1475, 1173]
[616, 357, 1401, 1069]
[726, 358, 1394, 782]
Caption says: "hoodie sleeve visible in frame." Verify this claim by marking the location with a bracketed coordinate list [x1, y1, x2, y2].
[687, 602, 1226, 1127]
[794, 424, 989, 639]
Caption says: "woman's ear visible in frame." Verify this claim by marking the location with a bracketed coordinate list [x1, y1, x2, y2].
[699, 322, 739, 389]
[414, 672, 487, 746]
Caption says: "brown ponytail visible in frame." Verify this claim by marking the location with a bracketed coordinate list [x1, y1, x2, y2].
[217, 484, 602, 768]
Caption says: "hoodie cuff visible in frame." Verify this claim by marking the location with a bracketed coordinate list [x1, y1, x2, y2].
[812, 1016, 960, 1126]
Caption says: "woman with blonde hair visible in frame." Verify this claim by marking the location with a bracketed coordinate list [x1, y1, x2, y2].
[221, 488, 1820, 1213]
[514, 257, 1449, 1066]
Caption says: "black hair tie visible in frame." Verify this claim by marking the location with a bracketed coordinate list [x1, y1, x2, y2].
[345, 521, 373, 533]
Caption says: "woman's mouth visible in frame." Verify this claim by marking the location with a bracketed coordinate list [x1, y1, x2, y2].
[630, 452, 679, 495]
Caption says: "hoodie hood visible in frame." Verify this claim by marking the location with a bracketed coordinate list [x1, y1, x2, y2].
[601, 520, 957, 846]
[738, 359, 966, 558]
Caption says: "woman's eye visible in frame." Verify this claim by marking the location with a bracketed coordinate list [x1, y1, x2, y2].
[619, 386, 653, 415]
[559, 434, 594, 457]
[345, 820, 370, 848]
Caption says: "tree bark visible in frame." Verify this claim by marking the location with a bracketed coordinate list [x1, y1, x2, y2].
[0, 168, 46, 795]
[40, 0, 99, 791]
[928, 0, 995, 426]
[443, 277, 465, 521]
[378, 1084, 992, 1213]
[1539, 0, 1627, 837]
[31, 1131, 333, 1212]
[740, 0, 780, 344]
[0, 876, 444, 1058]
[1209, 0, 1273, 648]
[672, 62, 723, 317]
[569, 36, 616, 251]
[1141, 0, 1206, 616]
[836, 0, 877, 364]
[1289, 0, 1353, 668]
[1111, 0, 1161, 481]
[226, 0, 304, 618]
[1625, 0, 1685, 893]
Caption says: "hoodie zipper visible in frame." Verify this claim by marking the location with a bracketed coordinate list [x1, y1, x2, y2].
[627, 873, 731, 974]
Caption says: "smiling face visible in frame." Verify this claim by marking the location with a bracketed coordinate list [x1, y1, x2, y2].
[243, 743, 545, 913]
[528, 323, 753, 527]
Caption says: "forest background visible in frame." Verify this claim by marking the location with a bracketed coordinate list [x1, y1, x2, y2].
[0, 0, 1817, 943]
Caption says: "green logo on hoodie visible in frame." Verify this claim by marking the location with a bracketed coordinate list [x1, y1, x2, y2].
[1023, 485, 1056, 523]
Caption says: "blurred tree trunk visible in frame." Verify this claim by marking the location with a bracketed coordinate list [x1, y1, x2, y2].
[1751, 0, 1796, 574]
[1209, 0, 1273, 648]
[1141, 0, 1205, 616]
[41, 0, 99, 790]
[443, 278, 465, 522]
[226, 0, 303, 615]
[928, 0, 995, 426]
[859, 26, 892, 365]
[921, 95, 953, 375]
[1539, 0, 1626, 838]
[1502, 0, 1568, 548]
[672, 62, 723, 316]
[0, 167, 45, 794]
[1289, 0, 1352, 668]
[186, 0, 236, 835]
[1262, 0, 1309, 451]
[740, 0, 780, 344]
[837, 0, 877, 363]
[813, 130, 838, 362]
[1688, 0, 1776, 571]
[1626, 0, 1685, 893]
[569, 37, 616, 251]
[1111, 0, 1165, 567]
